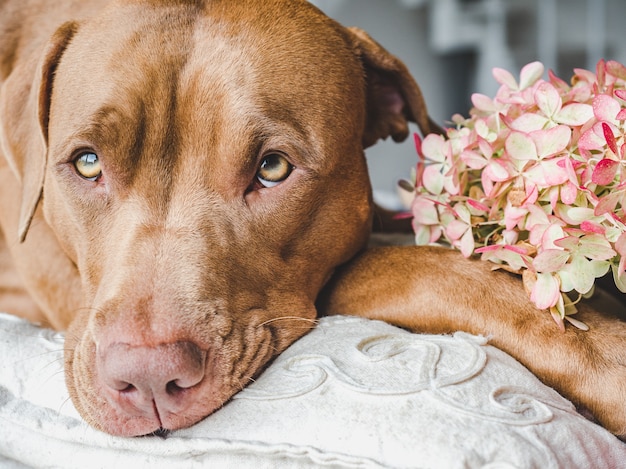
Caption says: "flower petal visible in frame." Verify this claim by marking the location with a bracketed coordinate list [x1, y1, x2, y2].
[591, 158, 619, 185]
[560, 181, 578, 205]
[554, 103, 594, 126]
[578, 125, 606, 151]
[593, 94, 621, 121]
[580, 220, 606, 235]
[533, 249, 570, 272]
[506, 131, 538, 160]
[534, 82, 562, 117]
[471, 93, 497, 112]
[559, 256, 593, 293]
[519, 61, 545, 90]
[530, 272, 561, 309]
[459, 227, 475, 258]
[446, 219, 468, 240]
[511, 113, 550, 132]
[423, 164, 445, 195]
[412, 197, 439, 225]
[531, 125, 571, 159]
[602, 122, 618, 155]
[421, 134, 446, 163]
[485, 160, 512, 182]
[493, 67, 518, 89]
[606, 60, 626, 80]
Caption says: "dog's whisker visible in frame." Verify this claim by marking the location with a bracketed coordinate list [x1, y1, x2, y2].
[258, 316, 319, 328]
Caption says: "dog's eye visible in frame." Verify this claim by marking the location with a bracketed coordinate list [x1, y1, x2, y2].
[256, 153, 293, 188]
[74, 152, 102, 181]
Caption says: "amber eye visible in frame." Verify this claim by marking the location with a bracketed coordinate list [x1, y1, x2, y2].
[74, 152, 102, 181]
[256, 153, 293, 188]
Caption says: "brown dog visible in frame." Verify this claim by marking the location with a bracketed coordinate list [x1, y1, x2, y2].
[1, 0, 625, 438]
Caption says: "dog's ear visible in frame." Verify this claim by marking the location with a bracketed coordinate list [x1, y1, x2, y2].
[346, 27, 443, 148]
[0, 21, 78, 242]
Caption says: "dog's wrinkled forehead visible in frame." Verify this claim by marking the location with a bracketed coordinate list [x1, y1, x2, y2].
[50, 0, 365, 153]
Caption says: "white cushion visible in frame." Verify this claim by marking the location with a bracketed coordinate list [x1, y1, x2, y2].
[1, 312, 625, 468]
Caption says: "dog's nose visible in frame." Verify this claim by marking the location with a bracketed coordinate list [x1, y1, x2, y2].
[98, 341, 206, 421]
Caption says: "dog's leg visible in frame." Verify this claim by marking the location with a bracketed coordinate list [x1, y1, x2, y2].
[318, 245, 626, 438]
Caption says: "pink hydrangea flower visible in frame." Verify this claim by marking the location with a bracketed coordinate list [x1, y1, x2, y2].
[404, 59, 626, 330]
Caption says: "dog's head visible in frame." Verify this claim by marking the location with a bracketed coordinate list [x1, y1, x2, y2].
[0, 0, 435, 436]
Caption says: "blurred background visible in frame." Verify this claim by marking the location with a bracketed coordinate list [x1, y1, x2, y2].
[309, 0, 626, 209]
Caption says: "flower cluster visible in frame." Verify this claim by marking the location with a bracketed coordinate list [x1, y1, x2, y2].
[405, 60, 626, 330]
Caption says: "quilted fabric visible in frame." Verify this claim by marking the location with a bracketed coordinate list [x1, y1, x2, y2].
[1, 312, 625, 468]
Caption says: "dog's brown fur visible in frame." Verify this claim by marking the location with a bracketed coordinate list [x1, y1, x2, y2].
[1, 0, 625, 438]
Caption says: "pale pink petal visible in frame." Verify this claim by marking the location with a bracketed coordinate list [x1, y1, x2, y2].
[615, 232, 626, 256]
[485, 160, 511, 183]
[446, 219, 468, 240]
[533, 249, 570, 272]
[506, 131, 538, 160]
[504, 204, 528, 230]
[576, 235, 616, 260]
[493, 67, 518, 89]
[471, 93, 497, 112]
[530, 272, 561, 309]
[615, 89, 626, 101]
[414, 224, 438, 245]
[412, 197, 439, 225]
[525, 182, 539, 205]
[474, 119, 493, 139]
[553, 236, 580, 251]
[534, 82, 562, 117]
[560, 181, 578, 205]
[578, 126, 606, 151]
[541, 160, 570, 185]
[502, 229, 519, 245]
[526, 204, 549, 228]
[423, 165, 445, 195]
[421, 134, 446, 162]
[548, 69, 569, 92]
[594, 191, 622, 216]
[524, 160, 568, 187]
[573, 67, 597, 83]
[510, 113, 550, 132]
[555, 205, 595, 225]
[454, 203, 472, 224]
[461, 150, 488, 170]
[481, 171, 495, 198]
[477, 137, 494, 159]
[541, 223, 566, 249]
[531, 125, 571, 158]
[459, 228, 475, 258]
[606, 60, 626, 80]
[617, 109, 626, 120]
[593, 94, 621, 121]
[554, 103, 594, 126]
[519, 61, 545, 90]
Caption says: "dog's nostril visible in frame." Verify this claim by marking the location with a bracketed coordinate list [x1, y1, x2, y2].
[166, 380, 186, 395]
[119, 383, 135, 393]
